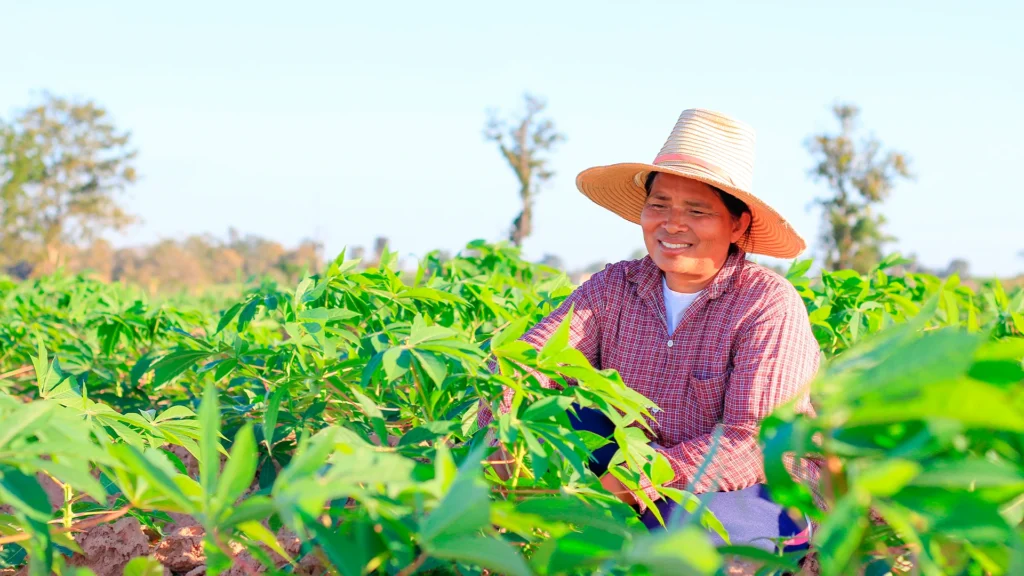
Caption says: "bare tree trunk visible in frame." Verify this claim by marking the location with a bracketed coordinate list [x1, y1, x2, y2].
[510, 201, 533, 248]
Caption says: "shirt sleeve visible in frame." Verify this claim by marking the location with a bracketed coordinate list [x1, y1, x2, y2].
[638, 282, 821, 504]
[476, 269, 606, 431]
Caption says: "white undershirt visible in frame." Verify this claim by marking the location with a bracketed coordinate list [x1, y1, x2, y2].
[662, 276, 703, 333]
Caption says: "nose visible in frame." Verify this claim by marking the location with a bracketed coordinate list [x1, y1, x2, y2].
[662, 213, 689, 234]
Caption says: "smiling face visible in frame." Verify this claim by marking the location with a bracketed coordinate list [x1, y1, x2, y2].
[640, 172, 752, 292]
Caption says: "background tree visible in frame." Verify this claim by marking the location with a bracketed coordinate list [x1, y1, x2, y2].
[0, 123, 45, 270]
[0, 93, 137, 275]
[484, 93, 564, 247]
[807, 103, 912, 272]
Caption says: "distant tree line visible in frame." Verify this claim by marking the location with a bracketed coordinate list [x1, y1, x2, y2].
[4, 92, 1011, 293]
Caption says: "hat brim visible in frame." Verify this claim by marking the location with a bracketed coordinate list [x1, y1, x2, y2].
[575, 163, 806, 259]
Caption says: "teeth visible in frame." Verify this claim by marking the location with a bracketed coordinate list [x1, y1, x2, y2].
[661, 241, 691, 249]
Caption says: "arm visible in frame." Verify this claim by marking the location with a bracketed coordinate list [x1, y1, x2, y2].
[476, 270, 606, 430]
[639, 284, 820, 502]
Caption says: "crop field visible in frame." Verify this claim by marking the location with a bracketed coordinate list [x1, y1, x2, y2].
[0, 241, 1022, 576]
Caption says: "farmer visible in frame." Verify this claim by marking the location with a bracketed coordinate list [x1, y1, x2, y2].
[480, 108, 820, 553]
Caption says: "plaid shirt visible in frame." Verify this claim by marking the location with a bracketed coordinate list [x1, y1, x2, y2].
[480, 249, 821, 502]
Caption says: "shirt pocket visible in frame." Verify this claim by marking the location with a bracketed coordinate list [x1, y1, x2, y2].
[686, 371, 729, 425]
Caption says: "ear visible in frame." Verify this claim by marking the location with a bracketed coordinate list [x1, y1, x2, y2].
[730, 212, 752, 243]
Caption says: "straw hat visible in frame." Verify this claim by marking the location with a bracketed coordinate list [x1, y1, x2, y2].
[575, 108, 805, 259]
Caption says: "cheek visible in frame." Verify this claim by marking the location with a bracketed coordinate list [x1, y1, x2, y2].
[639, 211, 660, 237]
[692, 218, 732, 243]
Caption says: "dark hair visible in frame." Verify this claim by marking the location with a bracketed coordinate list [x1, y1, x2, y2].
[644, 171, 753, 252]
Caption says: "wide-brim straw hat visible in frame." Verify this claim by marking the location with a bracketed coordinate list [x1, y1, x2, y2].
[575, 108, 805, 259]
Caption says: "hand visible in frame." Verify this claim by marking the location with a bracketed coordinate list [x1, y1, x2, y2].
[486, 445, 515, 481]
[600, 471, 638, 506]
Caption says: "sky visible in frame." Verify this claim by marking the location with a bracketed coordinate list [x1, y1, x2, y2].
[2, 0, 1022, 276]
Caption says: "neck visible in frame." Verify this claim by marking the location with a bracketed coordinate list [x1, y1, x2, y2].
[663, 271, 714, 293]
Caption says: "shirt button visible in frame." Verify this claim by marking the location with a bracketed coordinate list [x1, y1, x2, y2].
[666, 340, 674, 348]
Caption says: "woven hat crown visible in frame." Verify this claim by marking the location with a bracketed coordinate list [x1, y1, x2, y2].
[648, 109, 756, 192]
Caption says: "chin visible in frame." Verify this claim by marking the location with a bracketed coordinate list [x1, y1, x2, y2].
[651, 254, 700, 274]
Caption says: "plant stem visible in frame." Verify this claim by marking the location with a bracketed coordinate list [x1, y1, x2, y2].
[396, 551, 429, 576]
[0, 365, 34, 380]
[510, 443, 525, 490]
[0, 505, 132, 546]
[409, 364, 433, 421]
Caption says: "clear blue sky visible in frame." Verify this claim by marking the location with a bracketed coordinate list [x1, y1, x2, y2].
[3, 1, 1022, 276]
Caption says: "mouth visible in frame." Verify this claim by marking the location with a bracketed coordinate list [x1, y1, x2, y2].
[658, 240, 693, 251]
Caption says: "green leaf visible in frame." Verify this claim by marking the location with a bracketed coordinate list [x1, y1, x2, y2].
[214, 423, 258, 510]
[297, 307, 358, 323]
[845, 377, 1024, 431]
[152, 349, 214, 387]
[786, 258, 813, 280]
[301, 513, 383, 576]
[912, 458, 1024, 490]
[199, 382, 221, 505]
[716, 546, 802, 572]
[399, 287, 467, 304]
[852, 459, 921, 497]
[538, 307, 573, 362]
[811, 493, 868, 575]
[381, 347, 410, 382]
[216, 301, 244, 334]
[219, 495, 275, 528]
[412, 350, 447, 387]
[262, 387, 287, 450]
[238, 520, 294, 564]
[490, 317, 530, 351]
[969, 338, 1024, 385]
[0, 401, 54, 449]
[419, 444, 489, 543]
[0, 464, 51, 523]
[624, 524, 721, 576]
[351, 389, 388, 446]
[123, 556, 165, 576]
[427, 535, 533, 576]
[154, 405, 196, 423]
[109, 445, 193, 512]
[237, 297, 261, 331]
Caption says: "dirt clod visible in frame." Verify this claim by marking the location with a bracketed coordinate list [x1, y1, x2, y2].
[67, 516, 152, 576]
[154, 524, 205, 572]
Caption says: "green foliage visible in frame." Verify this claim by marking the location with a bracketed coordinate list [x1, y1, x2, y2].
[0, 241, 1020, 575]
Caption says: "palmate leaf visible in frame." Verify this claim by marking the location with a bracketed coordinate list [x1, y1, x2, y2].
[622, 524, 721, 576]
[151, 349, 216, 388]
[0, 401, 54, 450]
[262, 386, 287, 451]
[427, 535, 533, 576]
[215, 301, 245, 334]
[199, 382, 221, 507]
[811, 493, 869, 575]
[0, 464, 53, 576]
[109, 444, 194, 512]
[214, 422, 257, 512]
[845, 377, 1024, 431]
[419, 444, 490, 543]
[123, 556, 165, 576]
